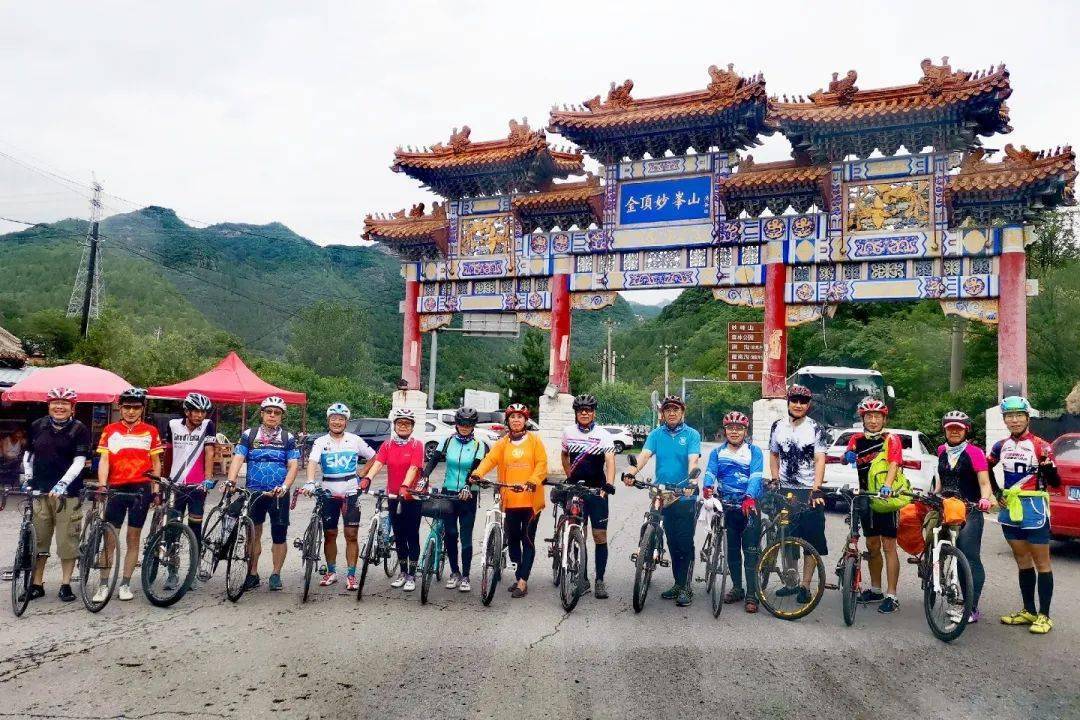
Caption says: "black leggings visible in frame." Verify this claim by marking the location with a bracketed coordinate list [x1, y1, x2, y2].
[724, 507, 762, 596]
[389, 499, 422, 575]
[442, 493, 478, 578]
[955, 510, 985, 609]
[504, 508, 539, 582]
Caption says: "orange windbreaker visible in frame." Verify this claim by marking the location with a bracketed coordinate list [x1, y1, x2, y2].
[473, 432, 548, 516]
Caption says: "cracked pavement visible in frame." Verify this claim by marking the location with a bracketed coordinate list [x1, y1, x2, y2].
[1, 456, 1078, 719]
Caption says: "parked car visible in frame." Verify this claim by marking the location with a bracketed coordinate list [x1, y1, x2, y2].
[821, 427, 938, 508]
[422, 419, 499, 460]
[1049, 434, 1080, 542]
[602, 425, 634, 454]
[303, 417, 393, 461]
[427, 409, 508, 436]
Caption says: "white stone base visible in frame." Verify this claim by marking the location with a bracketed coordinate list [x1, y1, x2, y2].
[391, 389, 428, 443]
[538, 393, 574, 478]
[752, 398, 787, 481]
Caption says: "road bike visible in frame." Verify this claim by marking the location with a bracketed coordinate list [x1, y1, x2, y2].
[196, 481, 239, 584]
[293, 487, 335, 603]
[543, 479, 604, 613]
[10, 490, 45, 617]
[140, 474, 200, 608]
[413, 488, 451, 605]
[755, 489, 826, 620]
[901, 489, 975, 642]
[473, 479, 525, 606]
[831, 488, 869, 626]
[355, 489, 398, 600]
[221, 486, 273, 603]
[75, 484, 135, 612]
[699, 496, 743, 618]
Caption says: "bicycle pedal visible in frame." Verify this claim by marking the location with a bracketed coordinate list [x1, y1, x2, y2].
[542, 537, 554, 543]
[629, 553, 638, 563]
[659, 560, 670, 568]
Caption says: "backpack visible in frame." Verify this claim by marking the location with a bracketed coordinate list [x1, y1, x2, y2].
[866, 436, 911, 513]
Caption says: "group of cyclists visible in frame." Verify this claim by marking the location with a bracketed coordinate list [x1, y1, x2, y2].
[13, 381, 1061, 635]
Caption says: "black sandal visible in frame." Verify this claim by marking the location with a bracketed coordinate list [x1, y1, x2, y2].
[511, 585, 528, 598]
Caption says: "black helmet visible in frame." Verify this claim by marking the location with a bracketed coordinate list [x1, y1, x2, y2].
[572, 394, 598, 411]
[119, 388, 147, 405]
[454, 407, 478, 426]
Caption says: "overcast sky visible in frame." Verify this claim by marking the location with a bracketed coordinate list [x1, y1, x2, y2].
[2, 1, 1077, 302]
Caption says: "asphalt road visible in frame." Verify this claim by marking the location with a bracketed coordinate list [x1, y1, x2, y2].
[1, 456, 1078, 720]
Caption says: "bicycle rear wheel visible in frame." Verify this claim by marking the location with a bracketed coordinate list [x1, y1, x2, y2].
[480, 524, 503, 607]
[924, 543, 973, 642]
[300, 513, 321, 604]
[632, 524, 655, 613]
[840, 555, 859, 626]
[198, 505, 225, 582]
[757, 537, 825, 620]
[356, 516, 378, 601]
[419, 536, 436, 605]
[550, 518, 563, 587]
[383, 528, 399, 578]
[225, 518, 254, 603]
[560, 525, 587, 613]
[711, 527, 729, 619]
[11, 520, 37, 617]
[80, 521, 119, 613]
[142, 522, 198, 608]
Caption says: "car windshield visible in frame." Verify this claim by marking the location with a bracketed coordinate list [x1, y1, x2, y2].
[1053, 437, 1080, 461]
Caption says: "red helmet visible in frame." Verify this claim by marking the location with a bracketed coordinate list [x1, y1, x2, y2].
[787, 384, 812, 401]
[723, 411, 750, 428]
[505, 402, 530, 420]
[46, 387, 78, 404]
[856, 397, 889, 417]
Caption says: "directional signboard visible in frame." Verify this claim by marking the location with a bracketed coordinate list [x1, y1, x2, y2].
[727, 322, 764, 382]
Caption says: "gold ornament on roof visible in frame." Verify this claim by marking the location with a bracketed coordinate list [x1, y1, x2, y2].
[810, 70, 858, 104]
[507, 117, 532, 145]
[918, 56, 971, 96]
[707, 63, 743, 97]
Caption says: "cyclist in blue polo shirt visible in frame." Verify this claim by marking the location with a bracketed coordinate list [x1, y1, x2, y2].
[622, 395, 701, 606]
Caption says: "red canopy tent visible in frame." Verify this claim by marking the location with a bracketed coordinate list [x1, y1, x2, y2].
[1, 363, 132, 403]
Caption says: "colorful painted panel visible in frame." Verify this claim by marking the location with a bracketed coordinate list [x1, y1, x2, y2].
[844, 233, 929, 261]
[617, 175, 712, 226]
[460, 259, 506, 277]
[617, 153, 713, 180]
[843, 154, 933, 181]
[624, 270, 699, 288]
[787, 273, 997, 303]
[846, 180, 930, 234]
[459, 215, 512, 256]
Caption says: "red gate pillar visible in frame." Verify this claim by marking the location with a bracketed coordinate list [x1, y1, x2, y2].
[549, 273, 571, 393]
[997, 227, 1028, 399]
[401, 280, 422, 390]
[762, 251, 788, 398]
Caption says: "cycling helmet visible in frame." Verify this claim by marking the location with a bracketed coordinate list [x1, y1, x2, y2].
[505, 402, 530, 419]
[572, 394, 598, 411]
[119, 388, 147, 405]
[260, 396, 287, 412]
[326, 402, 351, 420]
[941, 410, 972, 430]
[787, 384, 813, 401]
[659, 395, 686, 411]
[390, 407, 416, 424]
[856, 397, 889, 417]
[46, 387, 78, 404]
[183, 392, 213, 412]
[454, 407, 479, 426]
[1000, 396, 1031, 415]
[722, 411, 750, 428]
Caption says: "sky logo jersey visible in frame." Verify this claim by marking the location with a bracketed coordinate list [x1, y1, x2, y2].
[561, 425, 615, 487]
[310, 432, 375, 496]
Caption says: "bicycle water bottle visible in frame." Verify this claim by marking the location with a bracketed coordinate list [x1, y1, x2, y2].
[223, 513, 237, 539]
[382, 513, 392, 538]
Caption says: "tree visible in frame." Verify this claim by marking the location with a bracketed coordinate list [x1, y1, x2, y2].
[286, 300, 374, 380]
[17, 309, 80, 359]
[1027, 209, 1080, 278]
[499, 328, 548, 415]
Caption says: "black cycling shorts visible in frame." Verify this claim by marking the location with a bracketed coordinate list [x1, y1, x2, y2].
[105, 484, 152, 530]
[584, 494, 609, 531]
[249, 493, 290, 536]
[173, 486, 206, 520]
[859, 505, 898, 539]
[321, 494, 361, 529]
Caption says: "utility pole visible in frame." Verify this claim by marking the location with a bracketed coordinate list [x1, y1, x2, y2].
[68, 176, 103, 337]
[661, 344, 677, 397]
[427, 329, 438, 409]
[600, 348, 608, 385]
[605, 321, 614, 385]
[949, 317, 965, 393]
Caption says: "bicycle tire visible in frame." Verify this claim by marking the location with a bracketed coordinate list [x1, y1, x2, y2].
[356, 516, 379, 601]
[480, 524, 502, 607]
[756, 537, 825, 620]
[840, 555, 859, 626]
[142, 522, 198, 608]
[383, 528, 399, 578]
[420, 536, 436, 605]
[300, 513, 321, 604]
[550, 518, 563, 587]
[560, 525, 586, 613]
[924, 543, 974, 643]
[225, 518, 254, 603]
[80, 521, 119, 613]
[198, 504, 225, 582]
[11, 520, 37, 617]
[632, 524, 655, 614]
[711, 527, 729, 619]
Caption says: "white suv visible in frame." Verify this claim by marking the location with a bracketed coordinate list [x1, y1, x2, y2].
[822, 427, 938, 504]
[602, 426, 634, 454]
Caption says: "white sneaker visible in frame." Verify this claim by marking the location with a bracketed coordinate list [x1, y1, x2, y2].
[445, 573, 460, 590]
[403, 576, 416, 592]
[390, 573, 406, 589]
[117, 583, 134, 601]
[459, 577, 471, 592]
[92, 584, 111, 603]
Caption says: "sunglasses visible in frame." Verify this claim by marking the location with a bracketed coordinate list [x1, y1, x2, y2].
[120, 404, 144, 410]
[788, 397, 811, 405]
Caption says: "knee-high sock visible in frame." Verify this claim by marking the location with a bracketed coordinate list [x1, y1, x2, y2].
[594, 543, 608, 581]
[1018, 567, 1037, 614]
[1037, 571, 1053, 616]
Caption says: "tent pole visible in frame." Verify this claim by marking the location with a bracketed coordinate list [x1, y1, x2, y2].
[241, 401, 247, 433]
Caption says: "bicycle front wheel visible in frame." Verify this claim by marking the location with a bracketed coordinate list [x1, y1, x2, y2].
[420, 535, 437, 605]
[632, 524, 655, 614]
[480, 524, 503, 607]
[356, 516, 378, 601]
[225, 518, 254, 603]
[300, 513, 321, 604]
[142, 521, 198, 608]
[711, 527, 729, 619]
[198, 504, 225, 582]
[757, 537, 825, 620]
[11, 520, 37, 617]
[924, 543, 973, 643]
[80, 521, 119, 613]
[383, 528, 399, 578]
[840, 555, 859, 626]
[560, 525, 587, 613]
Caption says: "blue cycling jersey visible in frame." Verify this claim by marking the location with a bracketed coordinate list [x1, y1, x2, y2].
[704, 441, 764, 503]
[235, 426, 300, 491]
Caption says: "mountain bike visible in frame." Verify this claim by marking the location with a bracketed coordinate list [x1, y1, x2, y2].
[140, 474, 200, 608]
[10, 490, 45, 617]
[355, 489, 397, 600]
[901, 490, 975, 642]
[543, 479, 604, 613]
[756, 490, 826, 620]
[222, 487, 272, 603]
[413, 488, 451, 605]
[473, 479, 526, 606]
[293, 487, 335, 604]
[699, 496, 742, 618]
[76, 484, 131, 613]
[831, 488, 869, 626]
[196, 481, 239, 583]
[626, 476, 674, 614]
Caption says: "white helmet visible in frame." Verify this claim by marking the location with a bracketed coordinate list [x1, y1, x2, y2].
[326, 402, 351, 420]
[390, 407, 415, 424]
[260, 396, 287, 412]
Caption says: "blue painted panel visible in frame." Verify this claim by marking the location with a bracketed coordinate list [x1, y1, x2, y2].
[617, 175, 712, 226]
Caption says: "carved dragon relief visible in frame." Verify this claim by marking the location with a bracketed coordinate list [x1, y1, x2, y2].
[707, 63, 743, 97]
[918, 56, 971, 96]
[583, 79, 634, 112]
[809, 70, 858, 105]
[507, 117, 533, 145]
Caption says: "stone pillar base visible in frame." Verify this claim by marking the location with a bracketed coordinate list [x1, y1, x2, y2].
[538, 393, 574, 478]
[391, 389, 429, 443]
[752, 398, 787, 481]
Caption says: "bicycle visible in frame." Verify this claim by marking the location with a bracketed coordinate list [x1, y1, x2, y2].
[355, 489, 398, 600]
[195, 481, 239, 584]
[10, 490, 45, 617]
[75, 484, 133, 613]
[140, 474, 200, 608]
[221, 486, 273, 603]
[900, 489, 975, 642]
[830, 488, 869, 626]
[755, 489, 826, 620]
[293, 487, 336, 604]
[698, 495, 742, 618]
[413, 488, 451, 605]
[543, 479, 604, 613]
[473, 479, 526, 606]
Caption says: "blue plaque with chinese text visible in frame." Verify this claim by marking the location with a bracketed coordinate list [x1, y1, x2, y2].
[617, 175, 712, 226]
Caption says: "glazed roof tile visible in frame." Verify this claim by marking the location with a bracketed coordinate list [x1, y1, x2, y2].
[362, 202, 449, 253]
[949, 145, 1076, 195]
[721, 157, 829, 191]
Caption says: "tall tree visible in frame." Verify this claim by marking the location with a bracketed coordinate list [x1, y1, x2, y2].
[286, 300, 374, 380]
[499, 328, 548, 415]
